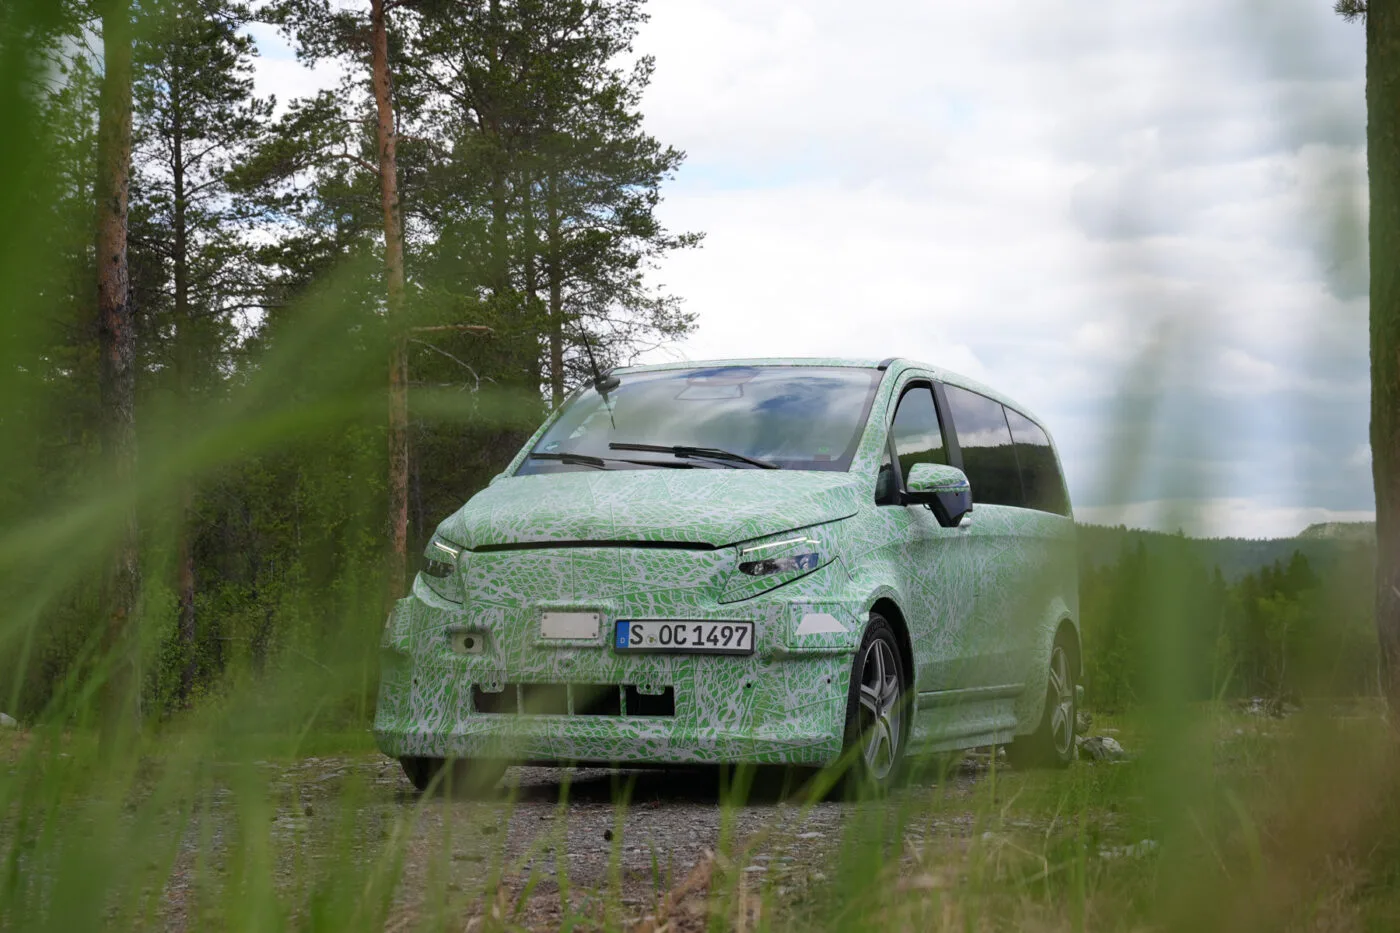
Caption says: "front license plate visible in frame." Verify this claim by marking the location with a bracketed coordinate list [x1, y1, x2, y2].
[614, 620, 754, 655]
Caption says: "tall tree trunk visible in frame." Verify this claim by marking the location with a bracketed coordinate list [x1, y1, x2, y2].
[171, 61, 198, 703]
[489, 172, 510, 296]
[96, 0, 140, 741]
[521, 172, 543, 393]
[371, 0, 410, 602]
[487, 0, 509, 295]
[1370, 1, 1400, 712]
[546, 174, 565, 407]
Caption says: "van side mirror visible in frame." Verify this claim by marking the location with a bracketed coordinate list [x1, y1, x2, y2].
[903, 463, 973, 528]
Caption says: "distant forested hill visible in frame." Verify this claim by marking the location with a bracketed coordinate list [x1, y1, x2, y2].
[1076, 521, 1377, 706]
[1076, 522, 1375, 581]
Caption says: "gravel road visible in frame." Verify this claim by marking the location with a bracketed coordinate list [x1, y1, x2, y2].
[161, 752, 997, 931]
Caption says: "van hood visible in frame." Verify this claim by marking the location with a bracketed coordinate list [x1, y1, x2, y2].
[439, 469, 864, 551]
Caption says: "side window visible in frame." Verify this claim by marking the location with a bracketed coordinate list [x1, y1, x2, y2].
[889, 385, 948, 480]
[1004, 408, 1069, 515]
[942, 385, 1023, 508]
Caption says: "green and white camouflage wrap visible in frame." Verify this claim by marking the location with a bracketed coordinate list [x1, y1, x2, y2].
[374, 358, 1078, 767]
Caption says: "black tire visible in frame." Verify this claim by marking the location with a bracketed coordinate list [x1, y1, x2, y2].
[1006, 633, 1077, 769]
[399, 756, 508, 796]
[839, 614, 909, 795]
[400, 756, 440, 792]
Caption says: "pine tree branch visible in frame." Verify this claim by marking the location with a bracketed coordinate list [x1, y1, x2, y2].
[314, 150, 381, 177]
[1335, 0, 1367, 21]
[409, 338, 482, 390]
[409, 324, 495, 335]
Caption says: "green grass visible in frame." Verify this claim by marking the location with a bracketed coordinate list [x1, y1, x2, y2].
[5, 703, 1400, 931]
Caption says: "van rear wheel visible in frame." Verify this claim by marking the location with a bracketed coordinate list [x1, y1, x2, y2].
[1007, 636, 1077, 769]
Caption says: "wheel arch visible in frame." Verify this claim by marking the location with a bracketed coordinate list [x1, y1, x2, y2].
[1055, 615, 1082, 678]
[1014, 605, 1081, 735]
[868, 596, 916, 694]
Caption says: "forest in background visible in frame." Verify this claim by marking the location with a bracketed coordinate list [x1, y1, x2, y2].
[1078, 527, 1376, 710]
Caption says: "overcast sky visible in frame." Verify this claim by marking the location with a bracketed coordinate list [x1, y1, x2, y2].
[250, 0, 1373, 539]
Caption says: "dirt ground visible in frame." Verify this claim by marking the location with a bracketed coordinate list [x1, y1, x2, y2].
[159, 752, 999, 931]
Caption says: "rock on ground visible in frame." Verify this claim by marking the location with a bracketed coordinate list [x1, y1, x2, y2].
[1239, 696, 1300, 719]
[1077, 735, 1127, 761]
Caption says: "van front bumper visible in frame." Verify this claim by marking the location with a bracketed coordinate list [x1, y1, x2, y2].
[372, 574, 863, 766]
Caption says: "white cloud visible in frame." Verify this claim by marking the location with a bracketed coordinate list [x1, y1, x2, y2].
[244, 22, 346, 112]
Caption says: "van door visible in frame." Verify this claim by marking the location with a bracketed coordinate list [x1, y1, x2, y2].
[871, 382, 977, 693]
[1002, 407, 1077, 678]
[939, 384, 1027, 689]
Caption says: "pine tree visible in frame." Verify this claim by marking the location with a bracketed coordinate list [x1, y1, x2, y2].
[1338, 0, 1400, 712]
[21, 37, 103, 455]
[263, 0, 453, 601]
[1369, 0, 1400, 711]
[533, 24, 701, 404]
[368, 0, 413, 604]
[251, 0, 701, 595]
[95, 0, 141, 738]
[404, 0, 700, 402]
[130, 0, 271, 701]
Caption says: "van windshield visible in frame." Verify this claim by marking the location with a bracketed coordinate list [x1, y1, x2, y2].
[516, 366, 883, 474]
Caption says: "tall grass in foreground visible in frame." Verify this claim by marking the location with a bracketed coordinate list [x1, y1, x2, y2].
[1, 2, 1393, 931]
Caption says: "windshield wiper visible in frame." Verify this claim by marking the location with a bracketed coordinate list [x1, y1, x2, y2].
[529, 452, 611, 470]
[608, 442, 779, 470]
[528, 452, 696, 470]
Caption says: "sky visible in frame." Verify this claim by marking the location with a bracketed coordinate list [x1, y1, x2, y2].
[248, 1, 1374, 540]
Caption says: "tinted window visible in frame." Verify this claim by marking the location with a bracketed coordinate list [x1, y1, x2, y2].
[1004, 408, 1069, 515]
[517, 366, 883, 474]
[889, 385, 947, 480]
[942, 385, 1023, 508]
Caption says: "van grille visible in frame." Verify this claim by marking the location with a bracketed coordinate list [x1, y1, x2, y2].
[472, 683, 674, 718]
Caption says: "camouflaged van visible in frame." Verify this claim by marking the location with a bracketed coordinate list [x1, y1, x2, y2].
[375, 358, 1080, 792]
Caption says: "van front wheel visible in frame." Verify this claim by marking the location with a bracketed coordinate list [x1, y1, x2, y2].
[840, 614, 908, 793]
[399, 756, 508, 796]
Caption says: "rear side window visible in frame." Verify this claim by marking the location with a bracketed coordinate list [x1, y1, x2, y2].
[942, 385, 1023, 508]
[1004, 408, 1070, 515]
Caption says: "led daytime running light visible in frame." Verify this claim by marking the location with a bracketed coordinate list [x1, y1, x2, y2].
[422, 539, 460, 578]
[738, 552, 820, 577]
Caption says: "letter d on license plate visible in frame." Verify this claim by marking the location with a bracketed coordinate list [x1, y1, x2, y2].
[614, 619, 754, 655]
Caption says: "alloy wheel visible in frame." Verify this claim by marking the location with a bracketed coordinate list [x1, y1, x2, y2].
[857, 638, 903, 780]
[1048, 644, 1075, 757]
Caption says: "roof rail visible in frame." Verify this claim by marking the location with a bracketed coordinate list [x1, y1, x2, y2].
[875, 358, 897, 371]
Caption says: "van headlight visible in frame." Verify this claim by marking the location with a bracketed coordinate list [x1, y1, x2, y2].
[419, 537, 465, 602]
[721, 530, 832, 603]
[739, 551, 820, 576]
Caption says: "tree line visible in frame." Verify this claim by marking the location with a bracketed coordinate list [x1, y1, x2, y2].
[3, 0, 697, 725]
[1080, 536, 1378, 710]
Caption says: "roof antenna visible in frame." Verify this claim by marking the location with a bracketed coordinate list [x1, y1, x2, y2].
[579, 330, 619, 427]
